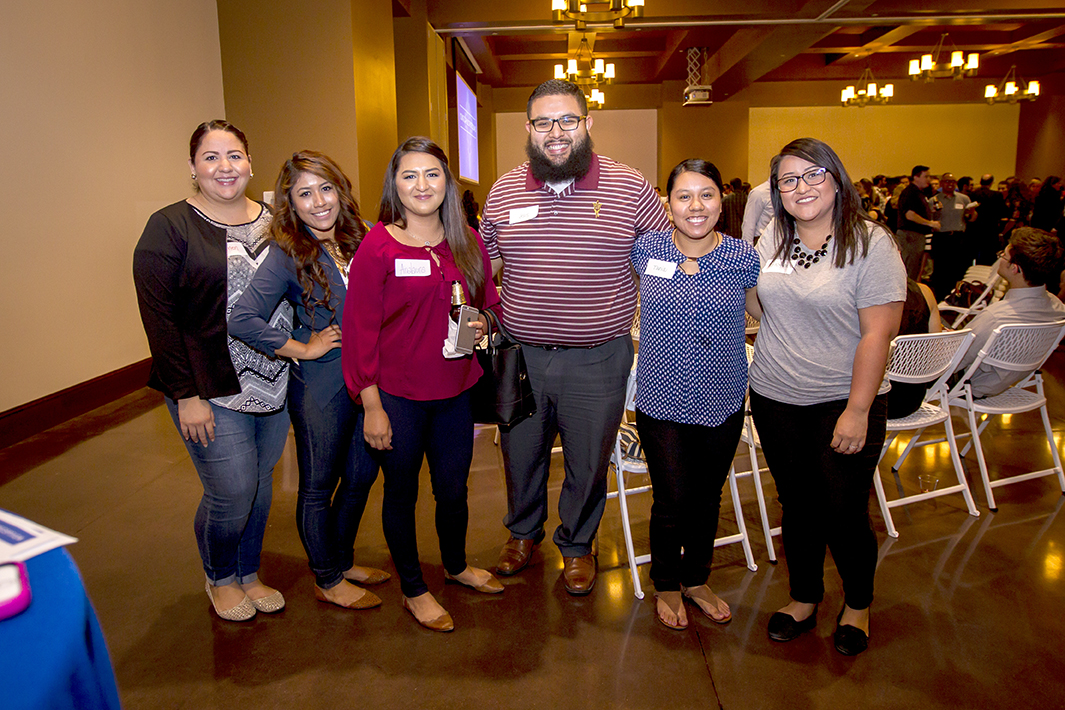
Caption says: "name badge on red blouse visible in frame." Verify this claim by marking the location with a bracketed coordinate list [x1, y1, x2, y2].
[395, 259, 431, 277]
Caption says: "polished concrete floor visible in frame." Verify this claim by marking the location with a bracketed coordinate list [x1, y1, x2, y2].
[3, 353, 1065, 709]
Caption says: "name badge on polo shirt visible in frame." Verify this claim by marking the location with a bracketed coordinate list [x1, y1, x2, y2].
[762, 259, 795, 275]
[644, 259, 677, 279]
[395, 259, 431, 277]
[954, 202, 964, 210]
[509, 205, 538, 224]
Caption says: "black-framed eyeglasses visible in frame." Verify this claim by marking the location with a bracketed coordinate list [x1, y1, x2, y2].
[777, 167, 828, 193]
[996, 249, 1011, 264]
[529, 115, 586, 133]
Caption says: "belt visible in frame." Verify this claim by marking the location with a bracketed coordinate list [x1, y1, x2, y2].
[525, 342, 604, 351]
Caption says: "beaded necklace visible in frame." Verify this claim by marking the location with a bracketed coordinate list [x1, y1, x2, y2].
[791, 235, 831, 269]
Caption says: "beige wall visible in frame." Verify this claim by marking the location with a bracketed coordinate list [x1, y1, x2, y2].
[216, 0, 363, 203]
[0, 0, 225, 412]
[747, 104, 1021, 184]
[351, 0, 399, 215]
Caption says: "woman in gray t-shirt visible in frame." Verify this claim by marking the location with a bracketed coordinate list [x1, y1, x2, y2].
[747, 138, 905, 657]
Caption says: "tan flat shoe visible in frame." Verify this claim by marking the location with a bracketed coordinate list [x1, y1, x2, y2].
[343, 565, 391, 586]
[444, 568, 504, 594]
[314, 582, 382, 610]
[403, 596, 454, 632]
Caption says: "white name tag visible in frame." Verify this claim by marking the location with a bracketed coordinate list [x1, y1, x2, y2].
[644, 259, 677, 279]
[509, 206, 538, 224]
[227, 242, 247, 259]
[762, 259, 795, 275]
[395, 258, 431, 277]
[954, 202, 964, 210]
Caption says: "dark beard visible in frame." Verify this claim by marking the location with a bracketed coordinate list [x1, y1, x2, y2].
[526, 133, 594, 183]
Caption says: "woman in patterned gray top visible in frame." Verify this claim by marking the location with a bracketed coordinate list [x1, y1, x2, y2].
[134, 121, 292, 622]
[747, 138, 905, 656]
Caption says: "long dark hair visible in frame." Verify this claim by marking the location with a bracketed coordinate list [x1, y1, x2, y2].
[270, 150, 366, 328]
[769, 137, 877, 268]
[378, 137, 485, 300]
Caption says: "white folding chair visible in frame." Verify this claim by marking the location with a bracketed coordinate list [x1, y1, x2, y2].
[732, 343, 780, 562]
[946, 319, 1065, 510]
[608, 367, 758, 600]
[872, 330, 980, 538]
[938, 258, 1005, 329]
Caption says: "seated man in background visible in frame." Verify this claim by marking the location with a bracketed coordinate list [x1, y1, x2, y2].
[954, 227, 1065, 397]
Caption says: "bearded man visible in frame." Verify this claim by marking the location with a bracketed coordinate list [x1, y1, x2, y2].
[479, 80, 669, 595]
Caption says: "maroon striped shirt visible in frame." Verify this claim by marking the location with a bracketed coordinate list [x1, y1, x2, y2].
[481, 154, 670, 347]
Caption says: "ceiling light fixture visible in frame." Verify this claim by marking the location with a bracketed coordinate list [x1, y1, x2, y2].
[984, 66, 1039, 104]
[908, 33, 978, 82]
[841, 68, 893, 107]
[551, 0, 644, 30]
[554, 35, 615, 86]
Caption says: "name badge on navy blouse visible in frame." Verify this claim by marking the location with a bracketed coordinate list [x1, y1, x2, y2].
[644, 259, 677, 279]
[762, 259, 795, 275]
[395, 258, 431, 277]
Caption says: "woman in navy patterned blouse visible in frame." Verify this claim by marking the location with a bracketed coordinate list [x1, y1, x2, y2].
[630, 159, 760, 630]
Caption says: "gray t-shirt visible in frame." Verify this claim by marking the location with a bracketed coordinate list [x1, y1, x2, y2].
[749, 223, 907, 405]
[937, 192, 971, 232]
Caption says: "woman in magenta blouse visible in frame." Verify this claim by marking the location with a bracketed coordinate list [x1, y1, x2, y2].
[342, 137, 503, 632]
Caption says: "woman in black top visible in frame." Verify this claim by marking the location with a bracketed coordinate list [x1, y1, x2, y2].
[133, 121, 291, 622]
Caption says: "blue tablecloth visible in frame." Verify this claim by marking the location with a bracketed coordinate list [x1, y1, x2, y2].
[0, 548, 121, 710]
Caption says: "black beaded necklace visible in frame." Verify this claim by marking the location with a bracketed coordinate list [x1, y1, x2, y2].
[792, 235, 831, 269]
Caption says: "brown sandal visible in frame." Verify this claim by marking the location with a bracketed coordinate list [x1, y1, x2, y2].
[654, 592, 688, 630]
[681, 585, 732, 624]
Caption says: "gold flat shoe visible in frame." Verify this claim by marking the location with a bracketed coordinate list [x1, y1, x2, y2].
[249, 590, 285, 613]
[205, 580, 256, 622]
[403, 597, 454, 632]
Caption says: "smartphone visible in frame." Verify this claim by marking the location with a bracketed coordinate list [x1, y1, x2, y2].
[455, 305, 481, 355]
[0, 561, 31, 620]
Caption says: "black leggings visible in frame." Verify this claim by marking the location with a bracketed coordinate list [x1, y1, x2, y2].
[750, 390, 887, 610]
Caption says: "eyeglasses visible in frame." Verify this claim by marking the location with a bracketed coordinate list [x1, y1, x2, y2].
[529, 115, 586, 133]
[777, 167, 828, 193]
[996, 249, 1011, 264]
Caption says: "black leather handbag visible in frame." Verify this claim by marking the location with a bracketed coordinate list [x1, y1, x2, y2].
[470, 310, 536, 426]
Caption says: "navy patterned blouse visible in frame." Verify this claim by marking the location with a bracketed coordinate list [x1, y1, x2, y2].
[630, 228, 759, 427]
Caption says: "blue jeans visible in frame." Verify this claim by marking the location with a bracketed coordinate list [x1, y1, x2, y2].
[166, 398, 289, 586]
[288, 376, 380, 588]
[375, 390, 473, 598]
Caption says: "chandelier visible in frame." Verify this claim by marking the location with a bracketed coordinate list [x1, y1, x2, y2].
[841, 68, 893, 107]
[554, 35, 612, 106]
[985, 66, 1040, 104]
[908, 33, 978, 81]
[552, 0, 644, 30]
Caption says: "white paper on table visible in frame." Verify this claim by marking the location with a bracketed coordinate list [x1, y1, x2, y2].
[0, 509, 78, 563]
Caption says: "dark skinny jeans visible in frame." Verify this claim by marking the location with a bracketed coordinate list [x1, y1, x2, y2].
[375, 390, 474, 598]
[288, 375, 380, 589]
[636, 406, 745, 592]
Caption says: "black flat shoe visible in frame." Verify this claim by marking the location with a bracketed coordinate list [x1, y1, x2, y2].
[834, 607, 869, 656]
[767, 605, 818, 642]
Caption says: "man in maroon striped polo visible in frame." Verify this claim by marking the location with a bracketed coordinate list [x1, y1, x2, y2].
[480, 80, 670, 595]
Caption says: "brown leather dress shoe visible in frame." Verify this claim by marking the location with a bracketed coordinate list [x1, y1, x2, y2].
[496, 537, 538, 576]
[563, 553, 597, 595]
